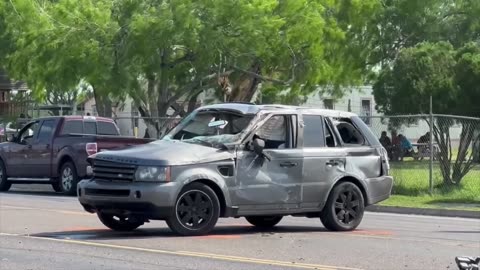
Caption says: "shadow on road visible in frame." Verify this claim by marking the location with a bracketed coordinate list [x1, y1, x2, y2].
[31, 225, 328, 240]
[5, 190, 70, 198]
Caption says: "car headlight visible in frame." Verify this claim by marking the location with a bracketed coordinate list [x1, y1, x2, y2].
[135, 166, 171, 182]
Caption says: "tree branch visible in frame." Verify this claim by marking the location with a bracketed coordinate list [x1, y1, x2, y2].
[166, 52, 195, 68]
[164, 70, 233, 108]
[231, 65, 288, 85]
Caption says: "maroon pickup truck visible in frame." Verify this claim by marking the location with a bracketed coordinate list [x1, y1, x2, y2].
[0, 116, 151, 195]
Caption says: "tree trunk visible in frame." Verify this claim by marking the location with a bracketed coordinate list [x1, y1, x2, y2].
[451, 121, 476, 184]
[93, 86, 112, 117]
[228, 61, 261, 102]
[433, 119, 453, 185]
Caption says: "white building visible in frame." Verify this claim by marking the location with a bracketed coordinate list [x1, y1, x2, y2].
[303, 85, 462, 142]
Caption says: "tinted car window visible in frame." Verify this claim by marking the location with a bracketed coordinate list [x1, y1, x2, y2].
[98, 121, 118, 135]
[38, 120, 55, 143]
[61, 120, 83, 134]
[303, 115, 325, 147]
[84, 121, 97, 135]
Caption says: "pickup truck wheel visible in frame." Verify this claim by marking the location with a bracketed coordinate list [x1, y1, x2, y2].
[56, 162, 78, 195]
[320, 182, 365, 231]
[245, 216, 283, 228]
[0, 159, 11, 192]
[97, 213, 144, 231]
[166, 183, 220, 236]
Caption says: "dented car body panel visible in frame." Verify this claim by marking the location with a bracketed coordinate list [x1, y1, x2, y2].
[78, 103, 393, 221]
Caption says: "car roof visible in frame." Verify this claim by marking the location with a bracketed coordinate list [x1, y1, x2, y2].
[31, 116, 114, 122]
[198, 103, 357, 118]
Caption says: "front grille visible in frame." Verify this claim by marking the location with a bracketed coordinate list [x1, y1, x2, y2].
[85, 188, 130, 197]
[92, 160, 136, 182]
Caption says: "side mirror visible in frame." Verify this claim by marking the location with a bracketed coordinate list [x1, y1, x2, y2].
[252, 138, 265, 155]
[251, 138, 271, 161]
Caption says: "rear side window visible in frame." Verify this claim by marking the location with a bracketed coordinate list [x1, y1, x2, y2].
[84, 121, 97, 135]
[98, 121, 119, 135]
[37, 120, 55, 142]
[303, 115, 325, 147]
[61, 120, 83, 134]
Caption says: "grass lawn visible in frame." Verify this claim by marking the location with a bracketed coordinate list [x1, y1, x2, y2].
[380, 160, 480, 211]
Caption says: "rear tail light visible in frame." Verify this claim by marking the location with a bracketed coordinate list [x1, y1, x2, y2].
[86, 143, 98, 156]
[380, 147, 390, 174]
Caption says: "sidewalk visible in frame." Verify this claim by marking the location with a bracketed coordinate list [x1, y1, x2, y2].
[366, 205, 480, 219]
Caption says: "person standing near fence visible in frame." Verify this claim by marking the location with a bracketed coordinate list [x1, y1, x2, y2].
[380, 131, 393, 160]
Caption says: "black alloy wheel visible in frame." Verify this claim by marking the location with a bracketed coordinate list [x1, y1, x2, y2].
[320, 182, 365, 231]
[166, 183, 220, 236]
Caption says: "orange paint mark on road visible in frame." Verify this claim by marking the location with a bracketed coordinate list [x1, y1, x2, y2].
[61, 226, 103, 232]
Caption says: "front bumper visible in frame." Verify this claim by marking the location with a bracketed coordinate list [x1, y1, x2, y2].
[77, 179, 182, 219]
[364, 176, 394, 205]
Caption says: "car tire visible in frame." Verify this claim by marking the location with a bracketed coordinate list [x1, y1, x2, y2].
[166, 182, 220, 236]
[0, 159, 11, 192]
[245, 216, 283, 228]
[320, 182, 365, 231]
[97, 212, 144, 231]
[54, 162, 78, 196]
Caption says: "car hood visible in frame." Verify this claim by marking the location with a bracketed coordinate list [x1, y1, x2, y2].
[92, 140, 234, 166]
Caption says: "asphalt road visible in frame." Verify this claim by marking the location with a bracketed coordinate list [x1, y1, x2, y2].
[1, 185, 479, 270]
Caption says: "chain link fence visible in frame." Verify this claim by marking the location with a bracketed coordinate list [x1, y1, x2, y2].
[367, 114, 480, 199]
[2, 112, 479, 201]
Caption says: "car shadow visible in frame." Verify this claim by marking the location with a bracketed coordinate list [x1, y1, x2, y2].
[31, 225, 328, 240]
[6, 190, 71, 198]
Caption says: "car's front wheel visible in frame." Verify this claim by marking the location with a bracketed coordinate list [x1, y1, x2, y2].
[97, 212, 144, 231]
[245, 216, 283, 228]
[320, 182, 365, 231]
[0, 159, 11, 192]
[166, 183, 220, 236]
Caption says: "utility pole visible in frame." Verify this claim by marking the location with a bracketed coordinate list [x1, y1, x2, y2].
[429, 95, 434, 194]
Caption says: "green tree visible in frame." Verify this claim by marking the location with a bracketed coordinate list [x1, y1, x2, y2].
[2, 0, 380, 138]
[373, 42, 480, 185]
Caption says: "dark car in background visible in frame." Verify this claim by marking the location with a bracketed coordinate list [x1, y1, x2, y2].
[0, 116, 152, 194]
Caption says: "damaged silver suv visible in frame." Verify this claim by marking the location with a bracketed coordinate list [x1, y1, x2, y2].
[78, 103, 393, 236]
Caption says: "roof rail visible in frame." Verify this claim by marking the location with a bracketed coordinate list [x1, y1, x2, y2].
[224, 101, 256, 105]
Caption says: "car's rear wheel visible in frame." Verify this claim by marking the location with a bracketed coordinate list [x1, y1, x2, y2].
[245, 216, 283, 228]
[97, 212, 144, 231]
[320, 182, 365, 231]
[52, 162, 78, 195]
[166, 182, 220, 236]
[0, 159, 11, 192]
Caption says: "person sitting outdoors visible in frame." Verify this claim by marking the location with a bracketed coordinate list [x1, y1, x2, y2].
[398, 134, 417, 161]
[391, 130, 401, 161]
[417, 132, 430, 160]
[379, 131, 392, 160]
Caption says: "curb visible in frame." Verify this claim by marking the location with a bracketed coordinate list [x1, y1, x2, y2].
[366, 205, 480, 219]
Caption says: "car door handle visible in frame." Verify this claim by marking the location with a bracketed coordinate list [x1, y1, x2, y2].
[326, 160, 342, 166]
[280, 162, 298, 168]
[27, 144, 32, 149]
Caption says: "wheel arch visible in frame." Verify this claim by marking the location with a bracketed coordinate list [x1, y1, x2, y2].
[57, 154, 75, 176]
[327, 176, 369, 207]
[188, 179, 228, 217]
[0, 155, 6, 175]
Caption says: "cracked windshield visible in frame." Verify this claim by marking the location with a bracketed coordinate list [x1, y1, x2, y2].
[0, 0, 479, 270]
